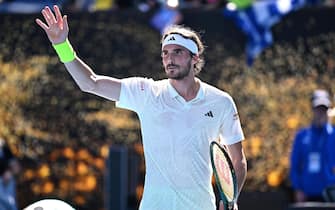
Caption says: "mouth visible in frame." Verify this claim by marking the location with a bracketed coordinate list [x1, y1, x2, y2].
[167, 65, 178, 70]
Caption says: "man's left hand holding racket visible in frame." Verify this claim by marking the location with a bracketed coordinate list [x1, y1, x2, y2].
[219, 200, 238, 210]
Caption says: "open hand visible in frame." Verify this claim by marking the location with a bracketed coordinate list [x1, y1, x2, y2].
[36, 5, 69, 44]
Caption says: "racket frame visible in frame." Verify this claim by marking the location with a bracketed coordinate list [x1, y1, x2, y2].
[210, 141, 238, 210]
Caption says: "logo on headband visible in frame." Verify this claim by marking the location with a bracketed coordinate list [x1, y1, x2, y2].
[168, 36, 175, 41]
[162, 34, 199, 54]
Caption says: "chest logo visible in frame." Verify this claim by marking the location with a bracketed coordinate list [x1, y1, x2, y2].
[205, 111, 214, 118]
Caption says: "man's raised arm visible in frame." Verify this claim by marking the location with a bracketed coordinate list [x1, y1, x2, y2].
[36, 5, 121, 101]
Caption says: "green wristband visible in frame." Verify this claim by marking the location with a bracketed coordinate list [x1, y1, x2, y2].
[52, 39, 76, 63]
[229, 0, 252, 9]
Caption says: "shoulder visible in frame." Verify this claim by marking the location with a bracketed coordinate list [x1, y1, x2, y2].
[120, 77, 170, 96]
[120, 77, 156, 93]
[294, 127, 310, 141]
[202, 82, 235, 104]
[329, 124, 335, 132]
[151, 79, 168, 87]
[149, 79, 169, 96]
[296, 127, 309, 135]
[121, 77, 154, 85]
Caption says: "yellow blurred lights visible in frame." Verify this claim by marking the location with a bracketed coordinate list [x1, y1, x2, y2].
[74, 175, 97, 192]
[63, 147, 75, 159]
[42, 181, 54, 194]
[38, 164, 50, 178]
[85, 175, 97, 191]
[94, 158, 105, 170]
[77, 149, 91, 161]
[286, 116, 299, 129]
[100, 145, 109, 158]
[24, 169, 35, 180]
[77, 162, 89, 175]
[250, 137, 262, 157]
[267, 170, 283, 187]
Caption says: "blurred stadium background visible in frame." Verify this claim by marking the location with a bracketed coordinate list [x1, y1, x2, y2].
[0, 0, 335, 209]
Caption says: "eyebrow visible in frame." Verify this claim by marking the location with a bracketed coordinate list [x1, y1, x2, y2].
[162, 47, 185, 52]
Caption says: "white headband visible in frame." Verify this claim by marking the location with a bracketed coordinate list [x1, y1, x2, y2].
[162, 34, 199, 54]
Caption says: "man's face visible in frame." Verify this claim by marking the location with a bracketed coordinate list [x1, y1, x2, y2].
[312, 105, 328, 127]
[161, 44, 195, 80]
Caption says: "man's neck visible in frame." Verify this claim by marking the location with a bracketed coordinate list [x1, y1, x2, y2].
[169, 76, 200, 102]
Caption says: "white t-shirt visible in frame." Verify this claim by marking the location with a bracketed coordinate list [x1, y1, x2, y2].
[116, 77, 244, 210]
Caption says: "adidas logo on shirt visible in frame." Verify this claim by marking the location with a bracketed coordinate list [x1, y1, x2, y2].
[204, 111, 213, 118]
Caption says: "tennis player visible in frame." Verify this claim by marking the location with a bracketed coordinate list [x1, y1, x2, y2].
[36, 5, 247, 210]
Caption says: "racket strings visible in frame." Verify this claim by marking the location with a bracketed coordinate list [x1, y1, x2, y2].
[213, 146, 234, 201]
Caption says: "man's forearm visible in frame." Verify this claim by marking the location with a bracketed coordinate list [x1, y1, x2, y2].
[64, 57, 98, 92]
[64, 56, 122, 101]
[228, 142, 247, 195]
[235, 158, 247, 194]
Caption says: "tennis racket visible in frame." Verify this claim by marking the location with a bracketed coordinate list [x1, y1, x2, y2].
[210, 141, 238, 210]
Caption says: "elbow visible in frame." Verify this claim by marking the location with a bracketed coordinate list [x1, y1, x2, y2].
[239, 157, 248, 175]
[78, 84, 94, 93]
[243, 159, 248, 175]
[77, 75, 97, 93]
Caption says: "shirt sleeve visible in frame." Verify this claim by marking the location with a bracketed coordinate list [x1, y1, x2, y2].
[115, 77, 153, 113]
[219, 96, 245, 145]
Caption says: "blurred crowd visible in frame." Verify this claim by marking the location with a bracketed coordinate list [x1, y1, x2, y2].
[0, 0, 226, 13]
[0, 138, 20, 210]
[1, 0, 334, 65]
[0, 0, 334, 14]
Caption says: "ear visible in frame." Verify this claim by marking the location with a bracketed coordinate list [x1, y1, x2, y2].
[191, 54, 199, 64]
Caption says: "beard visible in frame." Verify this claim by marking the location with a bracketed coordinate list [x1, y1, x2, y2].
[165, 60, 192, 80]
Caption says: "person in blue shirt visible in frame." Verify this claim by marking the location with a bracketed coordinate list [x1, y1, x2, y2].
[290, 89, 335, 202]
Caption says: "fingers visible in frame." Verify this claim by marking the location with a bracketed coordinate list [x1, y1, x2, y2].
[35, 18, 49, 31]
[63, 15, 69, 32]
[41, 9, 52, 26]
[234, 202, 238, 210]
[219, 201, 224, 210]
[54, 5, 63, 23]
[45, 6, 57, 24]
[40, 6, 59, 27]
